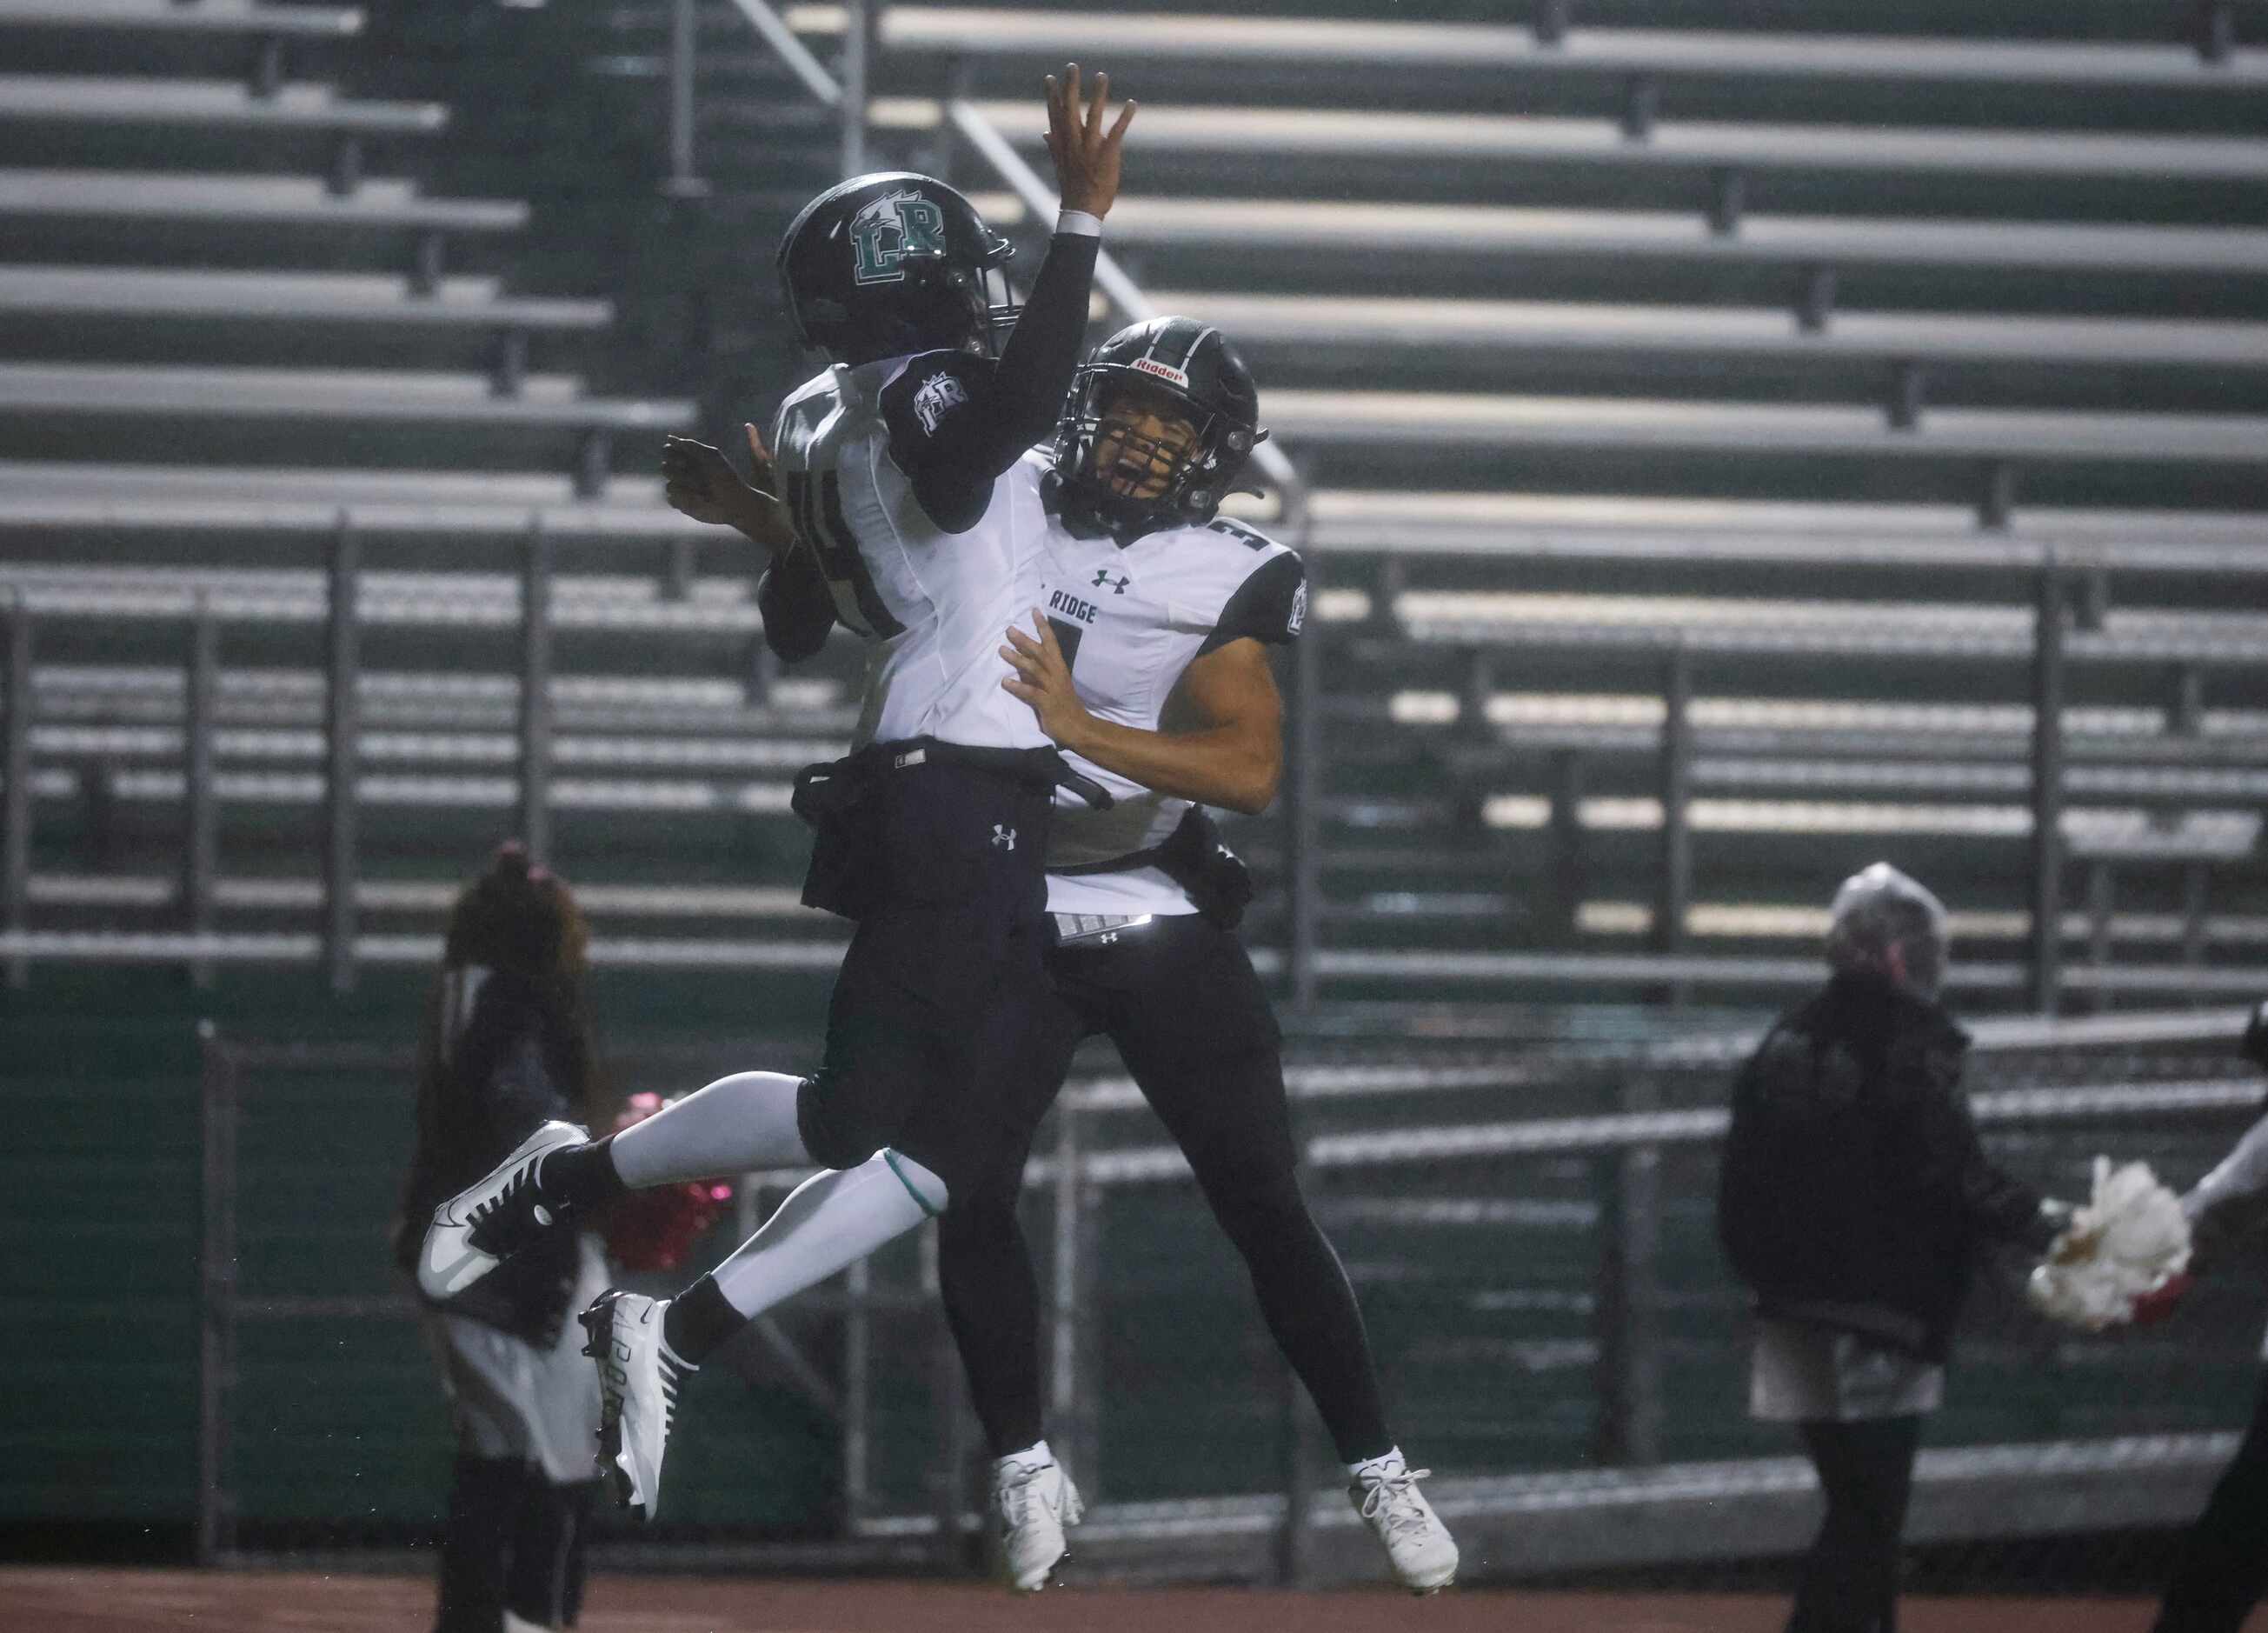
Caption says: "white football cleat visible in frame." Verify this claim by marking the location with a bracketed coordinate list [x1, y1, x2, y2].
[419, 1119, 586, 1301]
[991, 1445, 1083, 1591]
[581, 1289, 692, 1521]
[1349, 1449, 1459, 1593]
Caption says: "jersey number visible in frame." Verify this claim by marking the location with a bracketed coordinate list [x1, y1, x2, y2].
[788, 471, 905, 640]
[1046, 616, 1085, 674]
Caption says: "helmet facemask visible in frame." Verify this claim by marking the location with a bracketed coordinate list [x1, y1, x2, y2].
[1052, 369, 1255, 537]
[948, 260, 1021, 359]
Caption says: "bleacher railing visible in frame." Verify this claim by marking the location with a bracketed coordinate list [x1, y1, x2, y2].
[2, 543, 2231, 1013]
[195, 1007, 2260, 1582]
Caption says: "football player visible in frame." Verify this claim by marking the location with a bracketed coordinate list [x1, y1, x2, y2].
[415, 66, 1135, 1523]
[759, 317, 1460, 1594]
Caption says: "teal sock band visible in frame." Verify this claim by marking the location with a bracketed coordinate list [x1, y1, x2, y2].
[882, 1150, 944, 1218]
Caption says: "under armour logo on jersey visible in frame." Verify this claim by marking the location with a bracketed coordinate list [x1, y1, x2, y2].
[991, 825, 1017, 851]
[1092, 569, 1130, 595]
[912, 370, 968, 435]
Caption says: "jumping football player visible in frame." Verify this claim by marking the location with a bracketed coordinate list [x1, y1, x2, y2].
[416, 66, 1135, 1522]
[758, 317, 1461, 1594]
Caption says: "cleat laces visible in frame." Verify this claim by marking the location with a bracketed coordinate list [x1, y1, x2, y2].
[995, 1462, 1048, 1528]
[1356, 1463, 1438, 1542]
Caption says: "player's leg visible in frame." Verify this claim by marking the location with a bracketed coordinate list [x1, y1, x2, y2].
[582, 897, 1041, 1520]
[1104, 916, 1454, 1591]
[555, 1070, 812, 1197]
[2152, 1369, 2268, 1633]
[419, 1071, 816, 1303]
[934, 971, 1090, 1590]
[1107, 918, 1388, 1459]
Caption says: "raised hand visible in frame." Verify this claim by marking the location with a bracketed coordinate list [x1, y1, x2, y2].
[1042, 63, 1135, 219]
[660, 424, 794, 550]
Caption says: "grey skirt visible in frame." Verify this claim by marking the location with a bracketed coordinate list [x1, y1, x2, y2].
[1750, 1316, 1945, 1423]
[422, 1233, 610, 1483]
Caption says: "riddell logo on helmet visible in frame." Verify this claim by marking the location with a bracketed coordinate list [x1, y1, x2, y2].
[1130, 357, 1191, 388]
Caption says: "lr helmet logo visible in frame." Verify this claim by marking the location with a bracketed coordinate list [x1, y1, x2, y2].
[991, 824, 1017, 851]
[851, 191, 948, 286]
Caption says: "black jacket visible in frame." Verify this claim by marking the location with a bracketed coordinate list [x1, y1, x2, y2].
[1717, 971, 2056, 1363]
[395, 969, 589, 1345]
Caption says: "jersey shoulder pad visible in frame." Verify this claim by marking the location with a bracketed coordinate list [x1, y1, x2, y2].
[1197, 545, 1307, 656]
[1205, 516, 1283, 553]
[772, 369, 841, 448]
[878, 351, 994, 466]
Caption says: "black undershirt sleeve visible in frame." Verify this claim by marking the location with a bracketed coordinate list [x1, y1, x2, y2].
[882, 229, 1102, 532]
[757, 540, 838, 663]
[1198, 551, 1307, 657]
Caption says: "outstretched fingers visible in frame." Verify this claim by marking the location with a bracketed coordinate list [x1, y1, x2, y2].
[1083, 71, 1110, 142]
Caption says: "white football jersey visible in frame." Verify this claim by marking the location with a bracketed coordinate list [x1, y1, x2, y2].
[771, 355, 1052, 750]
[1021, 450, 1307, 916]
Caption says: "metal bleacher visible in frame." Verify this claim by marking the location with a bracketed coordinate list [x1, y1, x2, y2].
[0, 0, 825, 987]
[778, 0, 2268, 1010]
[1, 0, 2264, 1011]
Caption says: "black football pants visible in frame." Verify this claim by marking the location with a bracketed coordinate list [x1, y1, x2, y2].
[795, 757, 1058, 1198]
[936, 912, 1393, 1466]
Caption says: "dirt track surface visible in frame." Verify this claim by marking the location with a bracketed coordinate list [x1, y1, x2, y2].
[8, 1570, 2259, 1633]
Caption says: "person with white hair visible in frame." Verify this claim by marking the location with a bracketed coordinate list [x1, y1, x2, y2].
[1717, 861, 2066, 1633]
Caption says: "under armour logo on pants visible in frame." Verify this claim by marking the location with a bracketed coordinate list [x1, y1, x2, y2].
[991, 825, 1017, 850]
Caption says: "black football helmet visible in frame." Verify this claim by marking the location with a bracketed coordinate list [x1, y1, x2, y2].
[1045, 317, 1267, 539]
[776, 172, 1017, 364]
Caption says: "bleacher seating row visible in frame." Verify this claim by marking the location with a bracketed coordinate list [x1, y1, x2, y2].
[0, 0, 2259, 1012]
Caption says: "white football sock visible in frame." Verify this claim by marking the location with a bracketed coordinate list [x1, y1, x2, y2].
[609, 1070, 812, 1187]
[708, 1149, 947, 1320]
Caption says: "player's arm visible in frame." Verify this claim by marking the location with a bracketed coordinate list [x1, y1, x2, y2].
[887, 68, 1134, 532]
[2183, 1003, 2268, 1263]
[757, 540, 836, 663]
[661, 422, 795, 554]
[1001, 620, 1284, 815]
[1001, 547, 1301, 812]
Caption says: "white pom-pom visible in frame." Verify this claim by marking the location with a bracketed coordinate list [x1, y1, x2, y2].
[2025, 1157, 2192, 1332]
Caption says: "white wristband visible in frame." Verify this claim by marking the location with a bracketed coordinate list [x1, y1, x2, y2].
[1054, 209, 1103, 238]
